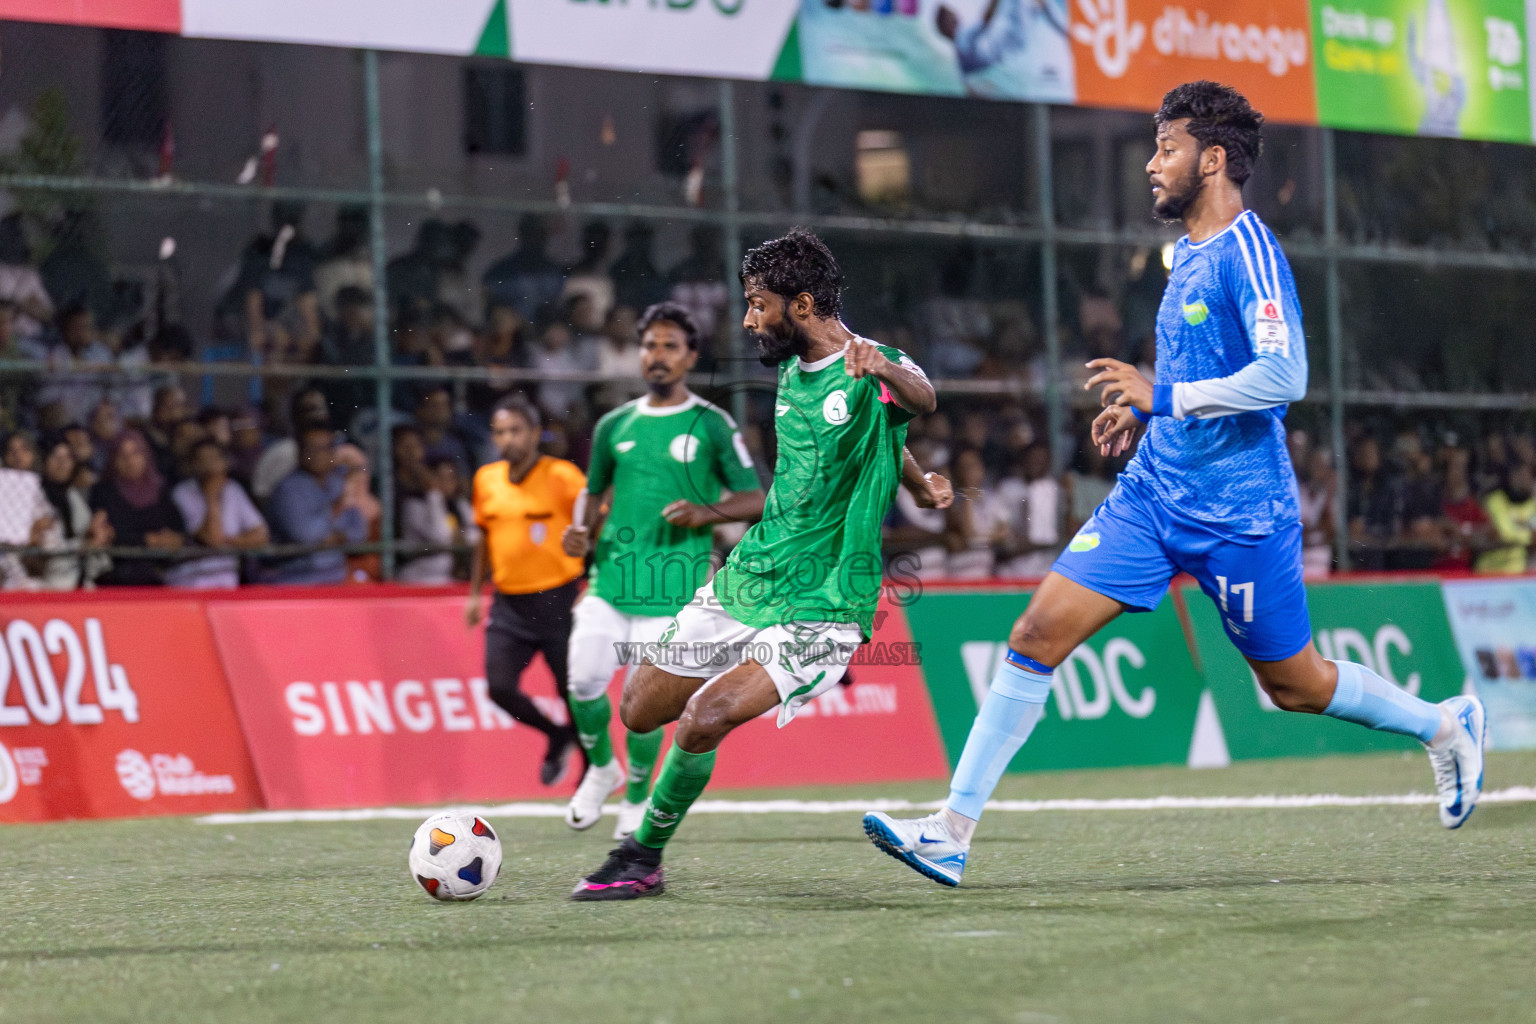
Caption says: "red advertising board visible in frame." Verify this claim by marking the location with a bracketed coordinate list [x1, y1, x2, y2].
[709, 596, 950, 789]
[0, 0, 181, 32]
[207, 595, 566, 810]
[0, 599, 261, 822]
[208, 592, 950, 811]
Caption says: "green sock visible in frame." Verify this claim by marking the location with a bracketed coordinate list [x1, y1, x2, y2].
[633, 746, 715, 850]
[568, 696, 614, 768]
[624, 728, 664, 804]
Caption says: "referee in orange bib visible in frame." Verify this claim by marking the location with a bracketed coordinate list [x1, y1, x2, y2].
[467, 396, 585, 786]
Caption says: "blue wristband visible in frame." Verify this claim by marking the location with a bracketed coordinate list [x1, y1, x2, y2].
[1152, 383, 1174, 418]
[1131, 406, 1151, 424]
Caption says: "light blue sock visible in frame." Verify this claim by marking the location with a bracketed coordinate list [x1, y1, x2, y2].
[946, 649, 1053, 821]
[1322, 660, 1442, 744]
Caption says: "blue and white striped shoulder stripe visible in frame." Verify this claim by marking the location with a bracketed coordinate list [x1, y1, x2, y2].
[1231, 212, 1290, 357]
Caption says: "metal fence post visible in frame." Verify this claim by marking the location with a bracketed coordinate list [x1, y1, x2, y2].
[719, 79, 747, 427]
[364, 49, 396, 579]
[1034, 104, 1063, 473]
[1322, 128, 1350, 572]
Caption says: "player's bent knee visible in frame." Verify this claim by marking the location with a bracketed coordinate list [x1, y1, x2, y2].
[676, 692, 735, 749]
[1008, 612, 1066, 667]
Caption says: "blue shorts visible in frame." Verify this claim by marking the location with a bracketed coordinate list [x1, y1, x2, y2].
[1050, 478, 1312, 662]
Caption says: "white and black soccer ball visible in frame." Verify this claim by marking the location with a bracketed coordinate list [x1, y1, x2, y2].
[408, 811, 503, 901]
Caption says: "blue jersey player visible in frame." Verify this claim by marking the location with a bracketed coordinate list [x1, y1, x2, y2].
[864, 81, 1488, 887]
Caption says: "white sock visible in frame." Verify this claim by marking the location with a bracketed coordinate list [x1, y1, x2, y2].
[1428, 704, 1457, 748]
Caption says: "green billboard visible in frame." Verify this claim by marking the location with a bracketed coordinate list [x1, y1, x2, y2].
[906, 580, 1470, 775]
[905, 591, 1205, 772]
[1183, 580, 1467, 759]
[1312, 0, 1532, 142]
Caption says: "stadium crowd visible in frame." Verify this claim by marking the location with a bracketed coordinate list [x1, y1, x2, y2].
[0, 206, 1529, 590]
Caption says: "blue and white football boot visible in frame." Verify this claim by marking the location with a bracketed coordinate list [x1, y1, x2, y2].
[863, 811, 967, 887]
[1428, 695, 1487, 829]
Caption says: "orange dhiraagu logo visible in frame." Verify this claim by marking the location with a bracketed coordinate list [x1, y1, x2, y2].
[1071, 0, 1318, 124]
[429, 828, 456, 855]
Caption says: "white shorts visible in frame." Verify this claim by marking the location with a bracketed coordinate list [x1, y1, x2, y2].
[652, 582, 862, 727]
[567, 595, 675, 701]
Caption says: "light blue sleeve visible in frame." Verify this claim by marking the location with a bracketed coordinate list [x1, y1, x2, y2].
[1154, 219, 1309, 420]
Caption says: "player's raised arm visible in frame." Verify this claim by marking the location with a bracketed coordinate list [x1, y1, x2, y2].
[845, 337, 937, 415]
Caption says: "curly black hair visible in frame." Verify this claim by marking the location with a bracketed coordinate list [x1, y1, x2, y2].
[1154, 81, 1264, 186]
[739, 228, 843, 320]
[637, 300, 701, 351]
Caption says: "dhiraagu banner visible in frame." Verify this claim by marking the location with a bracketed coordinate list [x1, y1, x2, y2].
[1311, 0, 1532, 142]
[905, 589, 1205, 772]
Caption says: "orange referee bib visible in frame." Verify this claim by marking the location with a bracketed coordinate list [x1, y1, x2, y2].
[472, 455, 586, 595]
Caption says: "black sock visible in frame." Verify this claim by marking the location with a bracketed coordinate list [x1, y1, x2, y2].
[622, 836, 662, 865]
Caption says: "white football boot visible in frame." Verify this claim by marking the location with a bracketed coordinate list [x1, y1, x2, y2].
[1427, 695, 1487, 829]
[613, 799, 647, 840]
[565, 760, 625, 831]
[862, 811, 968, 887]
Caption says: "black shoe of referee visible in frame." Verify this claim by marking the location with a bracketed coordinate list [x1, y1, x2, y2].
[540, 728, 576, 786]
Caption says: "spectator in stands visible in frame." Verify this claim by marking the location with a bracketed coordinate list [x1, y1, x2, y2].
[317, 285, 378, 430]
[527, 311, 594, 421]
[387, 219, 452, 325]
[945, 448, 1010, 578]
[225, 201, 322, 363]
[469, 302, 526, 412]
[91, 430, 185, 586]
[34, 303, 117, 426]
[36, 433, 110, 590]
[0, 213, 53, 344]
[313, 205, 373, 323]
[336, 441, 382, 583]
[1298, 447, 1336, 578]
[40, 209, 113, 331]
[438, 221, 483, 329]
[252, 387, 331, 501]
[413, 386, 477, 476]
[3, 430, 36, 472]
[61, 423, 94, 476]
[609, 221, 667, 311]
[86, 399, 123, 470]
[483, 214, 564, 320]
[1436, 441, 1491, 571]
[593, 304, 642, 410]
[1392, 433, 1442, 570]
[435, 456, 479, 579]
[1347, 435, 1397, 570]
[997, 442, 1061, 577]
[561, 221, 614, 326]
[227, 408, 265, 490]
[143, 384, 191, 481]
[166, 439, 268, 588]
[264, 427, 366, 585]
[0, 456, 55, 590]
[666, 224, 729, 348]
[395, 425, 454, 585]
[1477, 462, 1535, 574]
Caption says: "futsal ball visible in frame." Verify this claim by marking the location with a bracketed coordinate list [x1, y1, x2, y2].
[408, 811, 503, 901]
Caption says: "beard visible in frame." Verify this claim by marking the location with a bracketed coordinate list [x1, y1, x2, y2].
[1152, 164, 1204, 222]
[752, 319, 808, 367]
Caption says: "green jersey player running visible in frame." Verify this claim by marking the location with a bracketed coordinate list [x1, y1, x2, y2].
[571, 229, 953, 901]
[560, 302, 766, 838]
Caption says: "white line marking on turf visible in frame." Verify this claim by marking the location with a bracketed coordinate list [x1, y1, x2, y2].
[197, 787, 1536, 825]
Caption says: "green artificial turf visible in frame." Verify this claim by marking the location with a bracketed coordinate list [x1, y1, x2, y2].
[3, 751, 1534, 1023]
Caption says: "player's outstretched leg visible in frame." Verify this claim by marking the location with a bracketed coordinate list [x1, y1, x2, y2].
[615, 727, 664, 839]
[1270, 653, 1487, 829]
[866, 573, 1119, 887]
[864, 648, 1051, 887]
[573, 662, 775, 901]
